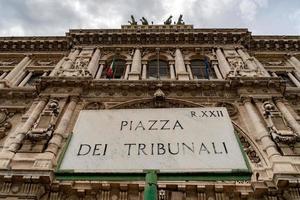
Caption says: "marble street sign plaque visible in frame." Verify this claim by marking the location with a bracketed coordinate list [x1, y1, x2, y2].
[58, 107, 249, 173]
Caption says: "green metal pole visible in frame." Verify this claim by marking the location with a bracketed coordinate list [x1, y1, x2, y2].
[144, 170, 158, 200]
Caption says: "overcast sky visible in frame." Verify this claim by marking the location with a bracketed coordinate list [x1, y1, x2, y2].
[0, 0, 300, 36]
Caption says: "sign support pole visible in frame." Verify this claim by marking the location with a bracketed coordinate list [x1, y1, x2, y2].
[144, 170, 158, 200]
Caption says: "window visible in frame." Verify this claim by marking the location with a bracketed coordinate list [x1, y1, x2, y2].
[101, 59, 126, 79]
[190, 59, 216, 79]
[26, 73, 42, 86]
[276, 72, 295, 87]
[148, 60, 169, 80]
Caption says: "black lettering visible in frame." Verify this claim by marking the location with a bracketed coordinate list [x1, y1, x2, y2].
[157, 143, 166, 155]
[212, 142, 222, 154]
[103, 144, 108, 156]
[135, 121, 145, 130]
[138, 143, 147, 155]
[77, 144, 91, 156]
[93, 144, 102, 156]
[120, 121, 128, 131]
[201, 111, 208, 117]
[160, 120, 170, 130]
[168, 143, 180, 155]
[148, 120, 158, 130]
[199, 143, 210, 154]
[209, 111, 217, 117]
[191, 111, 196, 117]
[151, 143, 154, 155]
[124, 143, 136, 156]
[173, 120, 184, 130]
[223, 142, 228, 154]
[130, 121, 133, 130]
[182, 142, 194, 154]
[219, 110, 223, 117]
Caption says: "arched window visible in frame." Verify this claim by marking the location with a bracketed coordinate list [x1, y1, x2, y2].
[148, 60, 169, 80]
[101, 59, 126, 79]
[190, 59, 216, 79]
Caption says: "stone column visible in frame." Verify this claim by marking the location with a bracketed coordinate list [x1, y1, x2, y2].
[275, 99, 300, 135]
[142, 62, 147, 80]
[215, 48, 231, 78]
[253, 57, 270, 77]
[186, 61, 193, 80]
[123, 62, 131, 80]
[46, 97, 78, 156]
[237, 48, 257, 70]
[95, 63, 104, 79]
[212, 61, 223, 79]
[4, 55, 31, 83]
[175, 48, 189, 80]
[169, 61, 176, 80]
[49, 56, 66, 76]
[0, 72, 7, 79]
[12, 71, 27, 86]
[243, 98, 279, 158]
[18, 72, 33, 87]
[62, 49, 80, 70]
[271, 72, 278, 77]
[128, 48, 142, 80]
[87, 48, 101, 78]
[287, 72, 300, 87]
[8, 97, 48, 152]
[288, 56, 300, 80]
[42, 71, 48, 77]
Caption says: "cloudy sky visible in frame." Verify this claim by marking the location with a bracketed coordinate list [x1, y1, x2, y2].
[0, 0, 300, 36]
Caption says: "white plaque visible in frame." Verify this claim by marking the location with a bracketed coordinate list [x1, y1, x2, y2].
[58, 108, 249, 173]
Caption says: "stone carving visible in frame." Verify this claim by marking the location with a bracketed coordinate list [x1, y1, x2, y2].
[164, 15, 173, 25]
[26, 100, 60, 142]
[0, 58, 18, 66]
[228, 58, 245, 76]
[215, 102, 238, 117]
[56, 57, 91, 77]
[238, 134, 262, 165]
[262, 101, 300, 146]
[84, 102, 105, 110]
[140, 17, 149, 25]
[128, 15, 137, 25]
[265, 60, 284, 66]
[0, 109, 13, 139]
[176, 14, 184, 25]
[35, 59, 53, 66]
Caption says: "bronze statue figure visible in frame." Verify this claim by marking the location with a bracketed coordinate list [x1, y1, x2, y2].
[128, 15, 137, 25]
[177, 14, 185, 25]
[140, 17, 149, 25]
[164, 15, 173, 25]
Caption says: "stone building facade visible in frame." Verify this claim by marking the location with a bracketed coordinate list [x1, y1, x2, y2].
[0, 24, 300, 199]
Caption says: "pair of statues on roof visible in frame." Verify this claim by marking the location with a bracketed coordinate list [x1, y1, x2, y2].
[128, 15, 184, 25]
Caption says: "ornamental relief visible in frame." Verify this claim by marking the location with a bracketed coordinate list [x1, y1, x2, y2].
[56, 57, 91, 77]
[0, 109, 13, 139]
[0, 58, 20, 66]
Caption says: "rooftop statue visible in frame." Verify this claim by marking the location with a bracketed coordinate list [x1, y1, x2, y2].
[128, 15, 137, 25]
[164, 15, 173, 25]
[177, 14, 185, 25]
[140, 17, 149, 25]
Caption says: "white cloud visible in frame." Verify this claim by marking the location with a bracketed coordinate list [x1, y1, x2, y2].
[289, 9, 300, 34]
[238, 0, 268, 21]
[0, 0, 298, 36]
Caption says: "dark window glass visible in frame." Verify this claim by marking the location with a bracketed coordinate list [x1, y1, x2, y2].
[26, 73, 42, 86]
[101, 59, 126, 79]
[190, 59, 216, 79]
[148, 60, 169, 79]
[276, 72, 295, 87]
